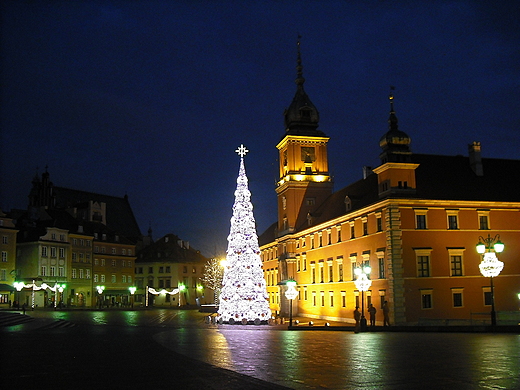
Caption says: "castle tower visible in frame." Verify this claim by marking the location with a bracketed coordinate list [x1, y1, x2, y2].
[275, 39, 333, 236]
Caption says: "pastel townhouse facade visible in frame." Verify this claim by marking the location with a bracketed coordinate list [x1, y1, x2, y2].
[0, 211, 18, 306]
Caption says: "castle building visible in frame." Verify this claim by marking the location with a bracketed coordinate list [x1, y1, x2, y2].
[259, 45, 520, 326]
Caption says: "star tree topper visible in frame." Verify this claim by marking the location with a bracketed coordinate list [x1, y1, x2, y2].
[235, 144, 249, 157]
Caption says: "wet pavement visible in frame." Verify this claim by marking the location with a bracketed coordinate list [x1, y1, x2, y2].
[2, 309, 520, 389]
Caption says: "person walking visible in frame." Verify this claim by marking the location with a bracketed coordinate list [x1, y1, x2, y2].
[368, 303, 376, 326]
[383, 300, 391, 326]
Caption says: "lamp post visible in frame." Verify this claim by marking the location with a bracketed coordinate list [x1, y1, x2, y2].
[476, 234, 504, 326]
[178, 283, 186, 307]
[354, 265, 372, 331]
[14, 281, 25, 310]
[284, 280, 298, 328]
[96, 285, 105, 309]
[129, 286, 137, 308]
[54, 283, 66, 310]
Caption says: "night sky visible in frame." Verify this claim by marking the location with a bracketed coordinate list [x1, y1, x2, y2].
[1, 1, 519, 257]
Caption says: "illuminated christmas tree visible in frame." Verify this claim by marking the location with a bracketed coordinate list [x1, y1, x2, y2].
[217, 145, 271, 324]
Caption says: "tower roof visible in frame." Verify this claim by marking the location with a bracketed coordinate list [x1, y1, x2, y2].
[283, 38, 325, 138]
[379, 90, 412, 163]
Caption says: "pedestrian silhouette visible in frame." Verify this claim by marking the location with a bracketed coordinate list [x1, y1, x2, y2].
[368, 303, 376, 326]
[353, 307, 361, 328]
[383, 301, 391, 326]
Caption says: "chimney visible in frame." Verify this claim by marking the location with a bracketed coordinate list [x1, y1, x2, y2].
[468, 141, 483, 176]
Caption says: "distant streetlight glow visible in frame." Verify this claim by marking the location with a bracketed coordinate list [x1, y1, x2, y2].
[476, 234, 505, 326]
[285, 279, 298, 328]
[354, 265, 372, 331]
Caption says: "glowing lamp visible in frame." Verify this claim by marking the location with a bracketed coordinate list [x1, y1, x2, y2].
[476, 242, 486, 254]
[128, 286, 137, 295]
[494, 240, 505, 253]
[479, 252, 504, 278]
[14, 281, 25, 291]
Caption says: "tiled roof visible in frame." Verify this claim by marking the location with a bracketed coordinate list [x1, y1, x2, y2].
[52, 187, 142, 241]
[258, 153, 520, 242]
[137, 233, 208, 264]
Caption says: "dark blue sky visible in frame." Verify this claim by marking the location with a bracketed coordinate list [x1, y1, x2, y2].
[1, 1, 519, 257]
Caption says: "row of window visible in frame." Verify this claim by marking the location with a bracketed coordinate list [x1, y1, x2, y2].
[415, 210, 490, 230]
[93, 274, 132, 283]
[263, 210, 494, 262]
[94, 258, 133, 268]
[415, 249, 465, 277]
[40, 266, 65, 277]
[71, 268, 91, 279]
[72, 252, 92, 262]
[299, 255, 386, 281]
[50, 233, 66, 241]
[72, 238, 92, 247]
[269, 289, 386, 310]
[420, 288, 492, 309]
[135, 265, 199, 274]
[41, 246, 66, 258]
[1, 251, 8, 262]
[263, 215, 384, 261]
[94, 246, 133, 256]
[2, 236, 9, 244]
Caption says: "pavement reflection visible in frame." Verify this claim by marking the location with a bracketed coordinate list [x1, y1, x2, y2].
[3, 309, 520, 389]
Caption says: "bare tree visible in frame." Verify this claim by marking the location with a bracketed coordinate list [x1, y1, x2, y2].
[201, 258, 224, 305]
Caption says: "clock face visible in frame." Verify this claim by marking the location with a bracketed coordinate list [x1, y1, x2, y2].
[301, 147, 315, 162]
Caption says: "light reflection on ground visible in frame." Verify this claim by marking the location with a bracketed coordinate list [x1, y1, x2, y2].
[11, 310, 520, 389]
[155, 328, 520, 389]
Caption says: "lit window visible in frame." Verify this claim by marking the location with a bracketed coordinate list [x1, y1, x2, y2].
[450, 255, 464, 276]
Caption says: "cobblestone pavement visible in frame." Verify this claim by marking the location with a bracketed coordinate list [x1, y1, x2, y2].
[2, 309, 520, 389]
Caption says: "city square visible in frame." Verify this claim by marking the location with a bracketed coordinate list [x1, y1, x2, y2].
[2, 308, 519, 389]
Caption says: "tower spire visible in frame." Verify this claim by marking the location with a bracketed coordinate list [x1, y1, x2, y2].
[296, 34, 305, 86]
[283, 35, 323, 136]
[388, 86, 398, 132]
[379, 87, 412, 163]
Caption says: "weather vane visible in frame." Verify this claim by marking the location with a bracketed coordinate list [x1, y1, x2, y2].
[235, 144, 249, 157]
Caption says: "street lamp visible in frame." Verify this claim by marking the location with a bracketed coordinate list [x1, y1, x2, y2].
[14, 281, 26, 310]
[284, 279, 298, 328]
[129, 286, 137, 308]
[54, 283, 66, 309]
[354, 265, 372, 331]
[178, 283, 186, 307]
[96, 285, 105, 309]
[476, 234, 505, 326]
